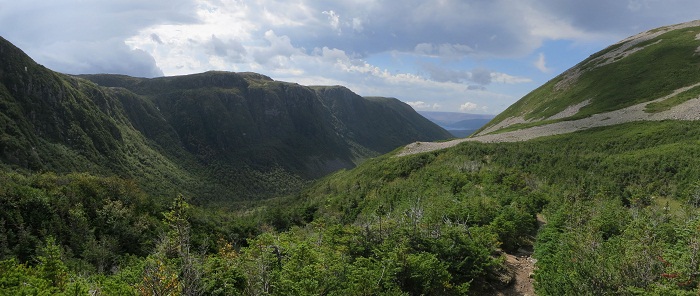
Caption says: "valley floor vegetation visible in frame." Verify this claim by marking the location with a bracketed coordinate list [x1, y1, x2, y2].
[2, 121, 700, 295]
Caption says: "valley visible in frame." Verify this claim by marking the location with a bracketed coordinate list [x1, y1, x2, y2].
[2, 20, 700, 295]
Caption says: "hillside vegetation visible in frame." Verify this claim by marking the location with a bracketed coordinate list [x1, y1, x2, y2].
[479, 20, 700, 134]
[4, 20, 700, 295]
[2, 121, 700, 295]
[0, 36, 450, 202]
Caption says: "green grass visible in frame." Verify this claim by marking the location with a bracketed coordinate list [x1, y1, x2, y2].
[645, 83, 700, 113]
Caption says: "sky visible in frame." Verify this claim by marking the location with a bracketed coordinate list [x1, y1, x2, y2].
[2, 1, 699, 114]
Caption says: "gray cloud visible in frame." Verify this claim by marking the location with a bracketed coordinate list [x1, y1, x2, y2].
[422, 64, 493, 86]
[265, 0, 537, 59]
[150, 34, 164, 44]
[533, 0, 700, 34]
[209, 35, 247, 62]
[422, 64, 471, 83]
[0, 0, 198, 77]
[0, 0, 198, 43]
[34, 38, 164, 77]
[470, 68, 492, 86]
[254, 0, 700, 61]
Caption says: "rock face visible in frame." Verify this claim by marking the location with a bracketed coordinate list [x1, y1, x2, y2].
[0, 36, 451, 200]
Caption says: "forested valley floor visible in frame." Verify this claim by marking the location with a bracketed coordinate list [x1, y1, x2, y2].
[2, 120, 700, 295]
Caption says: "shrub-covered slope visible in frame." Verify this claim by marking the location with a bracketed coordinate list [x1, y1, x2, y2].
[0, 37, 197, 198]
[286, 119, 700, 294]
[0, 36, 450, 201]
[3, 120, 700, 295]
[82, 74, 451, 180]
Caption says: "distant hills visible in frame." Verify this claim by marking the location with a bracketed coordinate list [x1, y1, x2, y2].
[0, 36, 451, 202]
[418, 111, 494, 137]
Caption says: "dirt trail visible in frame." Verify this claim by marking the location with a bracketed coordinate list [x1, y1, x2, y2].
[498, 249, 536, 296]
[492, 214, 546, 296]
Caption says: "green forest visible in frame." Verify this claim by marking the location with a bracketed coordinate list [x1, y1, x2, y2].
[2, 120, 700, 295]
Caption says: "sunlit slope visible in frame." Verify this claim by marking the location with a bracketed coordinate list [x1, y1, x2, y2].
[477, 20, 700, 135]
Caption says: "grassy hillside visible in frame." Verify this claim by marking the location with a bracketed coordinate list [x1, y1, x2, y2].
[480, 21, 700, 134]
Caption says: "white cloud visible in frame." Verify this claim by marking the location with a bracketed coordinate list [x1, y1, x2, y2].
[407, 101, 441, 111]
[534, 52, 551, 73]
[460, 102, 480, 112]
[352, 18, 364, 32]
[491, 72, 533, 84]
[422, 64, 531, 86]
[323, 10, 341, 34]
[407, 101, 430, 109]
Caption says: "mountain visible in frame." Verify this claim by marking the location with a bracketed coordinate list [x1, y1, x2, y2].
[0, 36, 451, 201]
[79, 74, 452, 175]
[419, 111, 494, 137]
[3, 21, 700, 296]
[475, 20, 700, 137]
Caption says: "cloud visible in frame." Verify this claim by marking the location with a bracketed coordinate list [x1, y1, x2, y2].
[415, 43, 477, 59]
[534, 53, 552, 73]
[421, 64, 470, 84]
[530, 0, 700, 35]
[3, 0, 699, 112]
[248, 0, 543, 59]
[208, 35, 246, 62]
[9, 0, 697, 78]
[491, 72, 532, 84]
[460, 102, 480, 112]
[252, 30, 305, 69]
[32, 38, 163, 77]
[0, 0, 197, 77]
[352, 18, 364, 32]
[323, 10, 341, 34]
[407, 101, 441, 111]
[150, 33, 164, 44]
[470, 68, 493, 85]
[422, 64, 530, 87]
